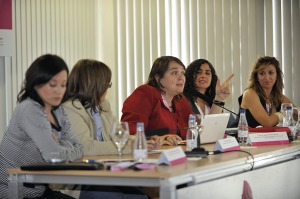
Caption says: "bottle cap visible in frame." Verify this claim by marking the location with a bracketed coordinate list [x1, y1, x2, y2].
[189, 114, 196, 122]
[137, 122, 144, 131]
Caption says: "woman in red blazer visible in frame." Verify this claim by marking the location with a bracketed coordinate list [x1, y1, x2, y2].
[121, 56, 193, 145]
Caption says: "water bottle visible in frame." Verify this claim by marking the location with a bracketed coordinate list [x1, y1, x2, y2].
[283, 106, 293, 127]
[133, 122, 148, 162]
[283, 106, 295, 140]
[238, 109, 249, 144]
[186, 114, 198, 151]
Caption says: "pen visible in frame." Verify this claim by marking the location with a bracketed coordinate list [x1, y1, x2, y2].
[82, 159, 96, 164]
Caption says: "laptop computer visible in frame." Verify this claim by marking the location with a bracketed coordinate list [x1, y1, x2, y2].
[200, 113, 230, 144]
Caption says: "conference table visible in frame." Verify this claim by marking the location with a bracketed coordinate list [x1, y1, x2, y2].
[8, 141, 300, 199]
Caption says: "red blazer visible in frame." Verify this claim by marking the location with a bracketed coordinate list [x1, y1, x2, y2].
[121, 84, 193, 139]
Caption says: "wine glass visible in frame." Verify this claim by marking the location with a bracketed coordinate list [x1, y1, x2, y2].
[111, 121, 130, 160]
[294, 107, 300, 139]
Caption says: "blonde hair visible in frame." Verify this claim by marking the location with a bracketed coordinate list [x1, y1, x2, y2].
[247, 56, 283, 108]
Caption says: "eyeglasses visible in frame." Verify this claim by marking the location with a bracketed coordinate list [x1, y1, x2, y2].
[108, 82, 112, 88]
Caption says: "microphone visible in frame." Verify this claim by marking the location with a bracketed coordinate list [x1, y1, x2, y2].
[191, 90, 238, 116]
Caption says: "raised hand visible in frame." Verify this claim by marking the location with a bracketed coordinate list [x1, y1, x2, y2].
[215, 73, 234, 101]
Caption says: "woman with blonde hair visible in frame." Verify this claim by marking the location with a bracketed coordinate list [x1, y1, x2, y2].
[239, 56, 297, 127]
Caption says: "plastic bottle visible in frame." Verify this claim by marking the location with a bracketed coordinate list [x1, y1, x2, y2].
[133, 122, 148, 162]
[283, 106, 295, 140]
[237, 109, 249, 144]
[186, 114, 198, 151]
[283, 105, 293, 127]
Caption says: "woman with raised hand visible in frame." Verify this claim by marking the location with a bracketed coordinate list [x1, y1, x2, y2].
[0, 54, 83, 199]
[184, 58, 234, 116]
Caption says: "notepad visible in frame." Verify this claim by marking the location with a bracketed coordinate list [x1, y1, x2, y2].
[200, 113, 230, 144]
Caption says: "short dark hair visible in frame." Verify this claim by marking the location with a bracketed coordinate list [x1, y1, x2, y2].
[17, 54, 69, 107]
[147, 56, 185, 97]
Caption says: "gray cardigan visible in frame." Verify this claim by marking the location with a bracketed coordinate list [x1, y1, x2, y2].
[0, 98, 83, 198]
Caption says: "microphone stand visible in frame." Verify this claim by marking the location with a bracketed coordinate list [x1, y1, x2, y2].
[192, 90, 238, 116]
[212, 102, 238, 117]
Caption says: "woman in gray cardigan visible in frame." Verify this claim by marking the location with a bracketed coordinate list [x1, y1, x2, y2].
[0, 54, 83, 199]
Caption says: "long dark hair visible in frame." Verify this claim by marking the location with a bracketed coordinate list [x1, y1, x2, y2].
[64, 59, 112, 113]
[184, 59, 218, 105]
[17, 54, 69, 107]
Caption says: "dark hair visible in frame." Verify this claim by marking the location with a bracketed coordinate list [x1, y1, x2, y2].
[147, 56, 185, 98]
[184, 59, 218, 102]
[64, 59, 112, 113]
[17, 54, 69, 107]
[248, 56, 283, 108]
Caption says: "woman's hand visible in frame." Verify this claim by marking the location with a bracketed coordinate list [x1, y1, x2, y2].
[161, 134, 182, 146]
[215, 74, 234, 101]
[146, 134, 183, 151]
[147, 135, 161, 151]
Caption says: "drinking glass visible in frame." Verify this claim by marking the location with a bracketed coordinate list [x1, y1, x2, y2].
[294, 107, 300, 139]
[111, 121, 130, 160]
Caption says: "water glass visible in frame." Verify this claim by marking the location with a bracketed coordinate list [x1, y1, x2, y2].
[294, 107, 300, 139]
[111, 121, 130, 160]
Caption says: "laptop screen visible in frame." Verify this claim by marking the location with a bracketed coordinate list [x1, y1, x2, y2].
[200, 113, 230, 144]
